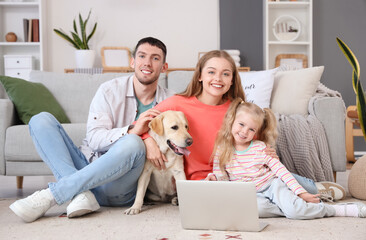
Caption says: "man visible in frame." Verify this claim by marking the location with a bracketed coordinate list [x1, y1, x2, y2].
[9, 37, 175, 223]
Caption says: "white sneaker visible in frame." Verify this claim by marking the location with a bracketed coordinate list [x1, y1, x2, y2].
[9, 189, 56, 223]
[316, 181, 346, 201]
[67, 190, 100, 218]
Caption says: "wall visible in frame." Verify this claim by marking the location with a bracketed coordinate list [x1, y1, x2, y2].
[45, 0, 220, 72]
[313, 0, 366, 152]
[219, 0, 263, 70]
[220, 0, 365, 152]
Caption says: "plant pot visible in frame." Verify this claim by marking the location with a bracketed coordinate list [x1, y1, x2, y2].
[75, 50, 95, 68]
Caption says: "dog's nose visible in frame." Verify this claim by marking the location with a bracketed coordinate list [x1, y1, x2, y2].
[186, 138, 193, 146]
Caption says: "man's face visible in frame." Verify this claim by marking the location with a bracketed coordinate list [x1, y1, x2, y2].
[130, 43, 168, 85]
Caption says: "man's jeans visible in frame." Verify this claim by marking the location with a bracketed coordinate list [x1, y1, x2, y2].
[29, 112, 145, 207]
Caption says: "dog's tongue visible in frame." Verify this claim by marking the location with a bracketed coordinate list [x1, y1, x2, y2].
[177, 147, 191, 156]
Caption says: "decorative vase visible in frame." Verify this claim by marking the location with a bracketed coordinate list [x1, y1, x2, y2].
[75, 50, 95, 68]
[5, 32, 17, 42]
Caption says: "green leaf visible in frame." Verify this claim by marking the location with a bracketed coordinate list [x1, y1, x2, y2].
[53, 29, 79, 49]
[356, 81, 366, 141]
[87, 23, 97, 44]
[336, 37, 360, 78]
[71, 32, 84, 49]
[79, 13, 87, 50]
[352, 70, 358, 94]
[73, 19, 78, 34]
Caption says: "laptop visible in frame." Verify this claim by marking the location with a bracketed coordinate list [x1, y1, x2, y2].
[176, 180, 268, 232]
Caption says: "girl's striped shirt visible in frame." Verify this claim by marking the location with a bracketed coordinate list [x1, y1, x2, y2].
[212, 140, 307, 196]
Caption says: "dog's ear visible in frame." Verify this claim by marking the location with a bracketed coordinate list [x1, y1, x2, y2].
[149, 114, 164, 136]
[183, 114, 189, 130]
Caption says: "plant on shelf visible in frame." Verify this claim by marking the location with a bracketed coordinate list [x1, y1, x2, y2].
[336, 37, 366, 141]
[53, 9, 97, 50]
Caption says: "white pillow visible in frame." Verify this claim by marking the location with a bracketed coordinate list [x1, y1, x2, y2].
[239, 68, 279, 109]
[270, 66, 324, 115]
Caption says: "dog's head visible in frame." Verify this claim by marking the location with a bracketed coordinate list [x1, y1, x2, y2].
[149, 110, 193, 156]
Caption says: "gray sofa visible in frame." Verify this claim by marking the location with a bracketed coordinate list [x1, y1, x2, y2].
[0, 70, 347, 188]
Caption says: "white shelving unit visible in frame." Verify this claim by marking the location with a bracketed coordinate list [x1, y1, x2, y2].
[263, 0, 313, 69]
[0, 0, 45, 77]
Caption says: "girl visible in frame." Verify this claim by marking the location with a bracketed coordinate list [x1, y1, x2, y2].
[207, 99, 366, 219]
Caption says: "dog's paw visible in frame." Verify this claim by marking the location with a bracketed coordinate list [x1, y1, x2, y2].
[124, 207, 141, 215]
[171, 197, 179, 206]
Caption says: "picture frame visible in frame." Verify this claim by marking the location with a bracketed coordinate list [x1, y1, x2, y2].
[275, 54, 308, 69]
[198, 52, 207, 60]
[101, 46, 132, 70]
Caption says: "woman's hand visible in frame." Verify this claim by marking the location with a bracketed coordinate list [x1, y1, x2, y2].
[129, 109, 161, 135]
[264, 145, 279, 159]
[144, 137, 167, 170]
[299, 192, 320, 203]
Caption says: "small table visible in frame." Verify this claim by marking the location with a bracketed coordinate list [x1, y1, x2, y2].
[65, 67, 250, 74]
[345, 105, 363, 162]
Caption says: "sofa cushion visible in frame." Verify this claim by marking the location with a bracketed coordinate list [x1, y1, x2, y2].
[29, 71, 167, 123]
[0, 75, 70, 124]
[270, 66, 324, 115]
[239, 68, 278, 109]
[5, 123, 87, 162]
[167, 71, 194, 93]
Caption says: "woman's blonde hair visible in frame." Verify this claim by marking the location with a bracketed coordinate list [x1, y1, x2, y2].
[212, 98, 278, 172]
[178, 50, 245, 101]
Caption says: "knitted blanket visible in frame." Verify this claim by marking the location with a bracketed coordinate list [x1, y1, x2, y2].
[275, 114, 334, 182]
[274, 83, 340, 182]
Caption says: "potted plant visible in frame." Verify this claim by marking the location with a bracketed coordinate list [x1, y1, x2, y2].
[53, 9, 97, 68]
[336, 37, 366, 141]
[337, 37, 366, 200]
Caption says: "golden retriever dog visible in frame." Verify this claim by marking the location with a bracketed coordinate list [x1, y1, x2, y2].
[124, 110, 193, 215]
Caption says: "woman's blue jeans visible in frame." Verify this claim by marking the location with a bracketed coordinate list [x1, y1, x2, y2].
[28, 112, 145, 207]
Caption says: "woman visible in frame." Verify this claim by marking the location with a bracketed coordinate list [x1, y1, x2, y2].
[143, 50, 245, 180]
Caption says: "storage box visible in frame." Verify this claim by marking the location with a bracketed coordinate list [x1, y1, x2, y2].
[4, 55, 34, 80]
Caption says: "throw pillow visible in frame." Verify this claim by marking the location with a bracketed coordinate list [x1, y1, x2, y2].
[239, 68, 279, 109]
[270, 66, 324, 115]
[0, 75, 70, 124]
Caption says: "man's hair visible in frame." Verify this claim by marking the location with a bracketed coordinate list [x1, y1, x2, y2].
[133, 37, 167, 62]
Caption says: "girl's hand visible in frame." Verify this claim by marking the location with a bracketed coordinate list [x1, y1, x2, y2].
[264, 145, 279, 159]
[298, 192, 320, 203]
[144, 137, 167, 170]
[205, 174, 217, 181]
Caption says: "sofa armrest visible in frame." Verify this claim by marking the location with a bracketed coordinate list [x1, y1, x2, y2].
[0, 99, 17, 175]
[309, 97, 346, 172]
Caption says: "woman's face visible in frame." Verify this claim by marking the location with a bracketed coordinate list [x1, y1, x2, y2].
[198, 57, 233, 105]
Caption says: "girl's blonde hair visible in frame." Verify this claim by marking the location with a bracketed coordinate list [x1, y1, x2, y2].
[178, 50, 245, 101]
[212, 98, 278, 172]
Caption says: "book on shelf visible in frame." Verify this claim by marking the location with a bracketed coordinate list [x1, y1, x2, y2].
[32, 19, 39, 42]
[23, 18, 39, 42]
[23, 19, 29, 42]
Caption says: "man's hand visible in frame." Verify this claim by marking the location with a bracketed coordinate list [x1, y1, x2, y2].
[128, 109, 161, 135]
[144, 137, 168, 170]
[264, 145, 279, 159]
[299, 192, 320, 203]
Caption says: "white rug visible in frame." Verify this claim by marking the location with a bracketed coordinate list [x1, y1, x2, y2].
[1, 198, 366, 240]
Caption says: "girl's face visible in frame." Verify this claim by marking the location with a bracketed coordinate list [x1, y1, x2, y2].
[231, 111, 260, 151]
[198, 57, 233, 105]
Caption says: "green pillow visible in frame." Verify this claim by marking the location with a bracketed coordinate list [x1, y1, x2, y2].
[0, 75, 70, 124]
